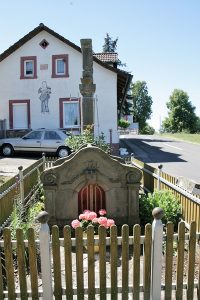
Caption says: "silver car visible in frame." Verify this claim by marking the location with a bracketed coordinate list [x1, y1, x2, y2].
[0, 129, 71, 158]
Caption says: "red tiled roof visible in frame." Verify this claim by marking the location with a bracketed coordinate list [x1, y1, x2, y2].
[93, 52, 118, 63]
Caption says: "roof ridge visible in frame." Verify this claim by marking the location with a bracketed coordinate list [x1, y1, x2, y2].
[94, 52, 118, 54]
[0, 23, 131, 77]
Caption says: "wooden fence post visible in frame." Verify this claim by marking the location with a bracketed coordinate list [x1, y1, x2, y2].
[109, 129, 113, 153]
[42, 152, 46, 171]
[157, 164, 163, 190]
[37, 211, 53, 300]
[18, 166, 24, 203]
[151, 207, 164, 300]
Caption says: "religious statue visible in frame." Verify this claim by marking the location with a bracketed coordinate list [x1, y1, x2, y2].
[38, 81, 51, 113]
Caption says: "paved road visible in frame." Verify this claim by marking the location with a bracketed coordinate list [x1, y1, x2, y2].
[120, 134, 200, 183]
[0, 155, 38, 176]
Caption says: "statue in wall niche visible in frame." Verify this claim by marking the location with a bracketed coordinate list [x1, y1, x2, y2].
[38, 81, 51, 113]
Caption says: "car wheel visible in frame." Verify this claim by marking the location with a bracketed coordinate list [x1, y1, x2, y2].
[2, 144, 14, 157]
[57, 147, 70, 158]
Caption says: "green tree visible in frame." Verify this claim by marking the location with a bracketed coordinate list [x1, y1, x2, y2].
[102, 34, 130, 118]
[162, 89, 198, 133]
[131, 81, 153, 132]
[102, 33, 126, 67]
[120, 86, 133, 116]
[195, 117, 200, 133]
[103, 33, 118, 52]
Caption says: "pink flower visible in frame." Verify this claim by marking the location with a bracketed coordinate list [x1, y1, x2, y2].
[99, 209, 107, 216]
[107, 219, 115, 227]
[84, 213, 91, 220]
[88, 212, 97, 220]
[92, 218, 99, 224]
[83, 210, 90, 214]
[79, 214, 86, 220]
[72, 210, 115, 233]
[71, 219, 80, 229]
[98, 217, 108, 227]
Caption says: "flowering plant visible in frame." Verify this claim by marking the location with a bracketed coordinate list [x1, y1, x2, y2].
[71, 209, 115, 234]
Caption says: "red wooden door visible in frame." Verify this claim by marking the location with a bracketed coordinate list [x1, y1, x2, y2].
[78, 184, 106, 214]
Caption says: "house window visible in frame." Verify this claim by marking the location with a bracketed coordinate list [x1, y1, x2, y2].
[64, 102, 80, 128]
[56, 59, 65, 75]
[9, 100, 31, 129]
[25, 61, 34, 76]
[52, 55, 69, 78]
[59, 98, 80, 129]
[20, 56, 37, 79]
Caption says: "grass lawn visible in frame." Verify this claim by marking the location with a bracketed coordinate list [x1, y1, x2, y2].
[157, 133, 200, 144]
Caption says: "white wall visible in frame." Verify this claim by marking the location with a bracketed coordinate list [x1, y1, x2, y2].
[93, 62, 118, 143]
[0, 30, 119, 143]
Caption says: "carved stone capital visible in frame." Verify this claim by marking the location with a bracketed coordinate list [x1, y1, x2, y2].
[79, 83, 96, 97]
[126, 170, 142, 184]
[43, 172, 57, 186]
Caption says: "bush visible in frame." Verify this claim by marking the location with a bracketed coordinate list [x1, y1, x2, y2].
[10, 195, 44, 239]
[139, 190, 182, 231]
[65, 125, 110, 153]
[118, 119, 130, 129]
[139, 123, 155, 135]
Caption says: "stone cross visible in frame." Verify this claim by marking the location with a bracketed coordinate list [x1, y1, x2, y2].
[79, 39, 96, 129]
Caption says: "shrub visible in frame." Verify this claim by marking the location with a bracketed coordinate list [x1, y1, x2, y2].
[139, 190, 182, 231]
[6, 196, 44, 283]
[118, 119, 130, 129]
[65, 125, 110, 153]
[10, 195, 44, 239]
[139, 123, 155, 135]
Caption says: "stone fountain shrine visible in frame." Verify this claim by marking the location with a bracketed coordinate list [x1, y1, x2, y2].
[41, 145, 142, 227]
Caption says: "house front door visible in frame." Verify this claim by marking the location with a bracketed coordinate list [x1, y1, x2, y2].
[78, 184, 106, 214]
[13, 103, 28, 129]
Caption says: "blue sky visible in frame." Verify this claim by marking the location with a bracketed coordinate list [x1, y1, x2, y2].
[0, 0, 200, 130]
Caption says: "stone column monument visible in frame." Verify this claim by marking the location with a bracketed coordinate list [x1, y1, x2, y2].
[79, 39, 96, 129]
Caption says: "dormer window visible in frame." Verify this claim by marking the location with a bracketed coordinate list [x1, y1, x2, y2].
[20, 56, 37, 79]
[52, 54, 69, 78]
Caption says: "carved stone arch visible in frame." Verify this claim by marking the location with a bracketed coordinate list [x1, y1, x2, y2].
[72, 173, 112, 193]
[78, 183, 106, 214]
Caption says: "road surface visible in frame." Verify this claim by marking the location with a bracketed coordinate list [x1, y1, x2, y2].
[120, 134, 200, 183]
[0, 156, 38, 176]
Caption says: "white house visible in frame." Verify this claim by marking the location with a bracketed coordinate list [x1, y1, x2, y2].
[0, 23, 132, 153]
